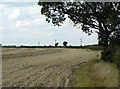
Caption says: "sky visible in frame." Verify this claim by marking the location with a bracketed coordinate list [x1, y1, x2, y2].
[0, 1, 98, 46]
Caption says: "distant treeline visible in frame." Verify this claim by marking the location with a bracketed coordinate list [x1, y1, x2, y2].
[1, 44, 103, 50]
[2, 45, 84, 48]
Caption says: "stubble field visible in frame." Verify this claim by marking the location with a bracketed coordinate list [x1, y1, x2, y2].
[2, 48, 100, 87]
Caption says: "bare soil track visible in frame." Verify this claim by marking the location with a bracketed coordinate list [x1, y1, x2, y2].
[2, 48, 100, 87]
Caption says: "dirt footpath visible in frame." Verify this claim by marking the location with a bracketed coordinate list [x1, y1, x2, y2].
[2, 48, 100, 87]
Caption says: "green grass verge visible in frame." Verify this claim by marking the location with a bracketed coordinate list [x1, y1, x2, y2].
[87, 45, 103, 50]
[111, 46, 120, 66]
[75, 59, 118, 87]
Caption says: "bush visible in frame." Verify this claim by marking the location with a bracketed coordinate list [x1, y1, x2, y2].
[101, 46, 120, 66]
[101, 47, 112, 62]
[111, 46, 120, 66]
[87, 45, 103, 50]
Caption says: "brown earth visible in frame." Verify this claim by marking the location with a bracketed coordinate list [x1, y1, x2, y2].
[2, 48, 100, 87]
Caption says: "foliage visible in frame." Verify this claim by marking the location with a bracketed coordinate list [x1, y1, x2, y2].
[101, 46, 120, 66]
[101, 29, 120, 63]
[111, 46, 120, 66]
[101, 47, 112, 62]
[87, 45, 103, 50]
[55, 42, 59, 47]
[63, 41, 68, 47]
[38, 2, 120, 47]
[38, 2, 120, 63]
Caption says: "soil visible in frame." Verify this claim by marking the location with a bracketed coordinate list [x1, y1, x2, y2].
[2, 48, 100, 87]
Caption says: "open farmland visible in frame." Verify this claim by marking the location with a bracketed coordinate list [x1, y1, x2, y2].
[2, 48, 101, 87]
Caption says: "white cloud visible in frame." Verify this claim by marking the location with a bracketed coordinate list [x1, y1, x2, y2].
[33, 18, 45, 25]
[8, 9, 20, 20]
[0, 4, 6, 8]
[30, 5, 41, 14]
[34, 19, 40, 23]
[2, 0, 37, 2]
[16, 20, 31, 28]
[23, 20, 30, 27]
[0, 26, 4, 31]
[31, 31, 54, 38]
[2, 3, 98, 46]
[16, 18, 45, 28]
[16, 20, 21, 28]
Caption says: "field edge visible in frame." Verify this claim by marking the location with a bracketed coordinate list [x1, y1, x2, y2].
[71, 58, 118, 87]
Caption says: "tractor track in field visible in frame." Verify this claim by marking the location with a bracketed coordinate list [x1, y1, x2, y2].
[2, 48, 100, 87]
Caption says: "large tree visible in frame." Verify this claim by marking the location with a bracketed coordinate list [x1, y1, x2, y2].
[38, 2, 120, 49]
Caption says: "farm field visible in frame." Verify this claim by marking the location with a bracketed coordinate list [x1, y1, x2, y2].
[2, 48, 101, 87]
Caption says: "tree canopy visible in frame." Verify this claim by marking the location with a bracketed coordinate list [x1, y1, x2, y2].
[38, 2, 120, 47]
[55, 42, 59, 47]
[63, 41, 68, 46]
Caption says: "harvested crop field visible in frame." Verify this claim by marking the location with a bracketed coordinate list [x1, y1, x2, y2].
[2, 48, 101, 87]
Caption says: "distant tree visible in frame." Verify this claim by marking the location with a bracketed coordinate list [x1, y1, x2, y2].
[49, 45, 52, 47]
[69, 45, 72, 47]
[55, 42, 59, 47]
[63, 41, 68, 47]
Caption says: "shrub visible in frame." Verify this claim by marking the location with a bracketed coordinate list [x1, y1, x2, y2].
[101, 46, 120, 66]
[87, 45, 103, 50]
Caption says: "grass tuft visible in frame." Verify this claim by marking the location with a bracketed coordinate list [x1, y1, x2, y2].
[75, 59, 118, 87]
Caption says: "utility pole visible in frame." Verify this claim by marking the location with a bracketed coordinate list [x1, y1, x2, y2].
[80, 38, 82, 46]
[38, 41, 40, 46]
[55, 39, 56, 44]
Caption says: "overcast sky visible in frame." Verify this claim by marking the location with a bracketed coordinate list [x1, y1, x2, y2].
[0, 2, 98, 46]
